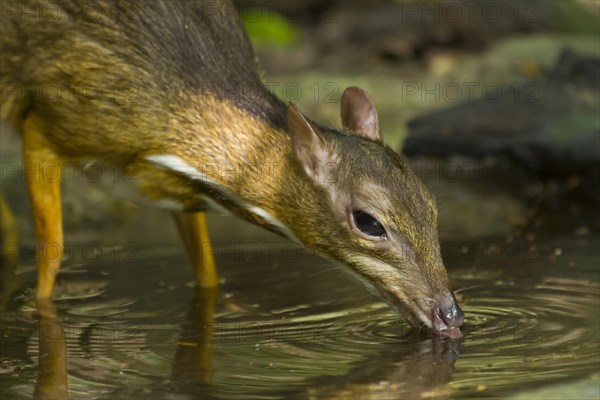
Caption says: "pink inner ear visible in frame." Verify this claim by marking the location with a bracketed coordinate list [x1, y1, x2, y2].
[340, 87, 381, 141]
[287, 102, 329, 181]
[287, 102, 320, 149]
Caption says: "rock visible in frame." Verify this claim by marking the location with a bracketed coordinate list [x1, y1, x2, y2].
[550, 48, 600, 90]
[407, 157, 530, 240]
[403, 48, 600, 182]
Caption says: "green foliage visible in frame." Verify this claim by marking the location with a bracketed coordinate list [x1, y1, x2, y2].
[240, 8, 299, 47]
[550, 0, 600, 34]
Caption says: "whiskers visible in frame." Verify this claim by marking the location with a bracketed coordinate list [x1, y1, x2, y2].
[309, 264, 344, 277]
[454, 285, 481, 294]
[454, 284, 479, 303]
[435, 193, 484, 216]
[309, 264, 376, 304]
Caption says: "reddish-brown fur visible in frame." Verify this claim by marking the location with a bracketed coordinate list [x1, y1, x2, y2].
[1, 0, 463, 336]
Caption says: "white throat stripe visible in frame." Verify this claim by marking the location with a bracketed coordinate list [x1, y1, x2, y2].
[146, 154, 299, 242]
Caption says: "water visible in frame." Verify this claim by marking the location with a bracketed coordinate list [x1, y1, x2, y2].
[1, 215, 599, 399]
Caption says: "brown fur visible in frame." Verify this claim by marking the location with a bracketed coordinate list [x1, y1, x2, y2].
[1, 0, 462, 332]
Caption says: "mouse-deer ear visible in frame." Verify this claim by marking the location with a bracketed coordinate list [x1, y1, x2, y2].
[287, 102, 329, 182]
[340, 86, 381, 141]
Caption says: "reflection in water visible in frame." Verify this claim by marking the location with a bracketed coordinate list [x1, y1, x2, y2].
[0, 232, 598, 399]
[172, 287, 219, 384]
[34, 299, 68, 400]
[29, 287, 220, 399]
[306, 337, 461, 399]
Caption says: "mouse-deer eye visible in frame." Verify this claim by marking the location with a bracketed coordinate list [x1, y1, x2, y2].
[352, 211, 387, 239]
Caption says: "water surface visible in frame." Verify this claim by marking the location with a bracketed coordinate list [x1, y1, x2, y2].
[1, 215, 598, 399]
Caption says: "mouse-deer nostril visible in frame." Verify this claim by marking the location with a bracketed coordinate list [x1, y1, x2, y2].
[442, 299, 464, 327]
[434, 297, 464, 328]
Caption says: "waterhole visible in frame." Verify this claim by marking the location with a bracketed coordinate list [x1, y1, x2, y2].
[1, 221, 598, 399]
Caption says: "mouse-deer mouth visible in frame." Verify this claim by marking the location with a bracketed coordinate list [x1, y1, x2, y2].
[379, 286, 464, 339]
[431, 310, 463, 339]
[340, 254, 463, 339]
[430, 296, 464, 339]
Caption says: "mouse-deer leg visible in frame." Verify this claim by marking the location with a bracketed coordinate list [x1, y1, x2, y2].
[172, 211, 218, 288]
[22, 113, 64, 299]
[0, 192, 18, 264]
[1, 192, 21, 307]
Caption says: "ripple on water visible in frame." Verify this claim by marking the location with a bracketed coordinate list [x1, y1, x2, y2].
[2, 239, 599, 399]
